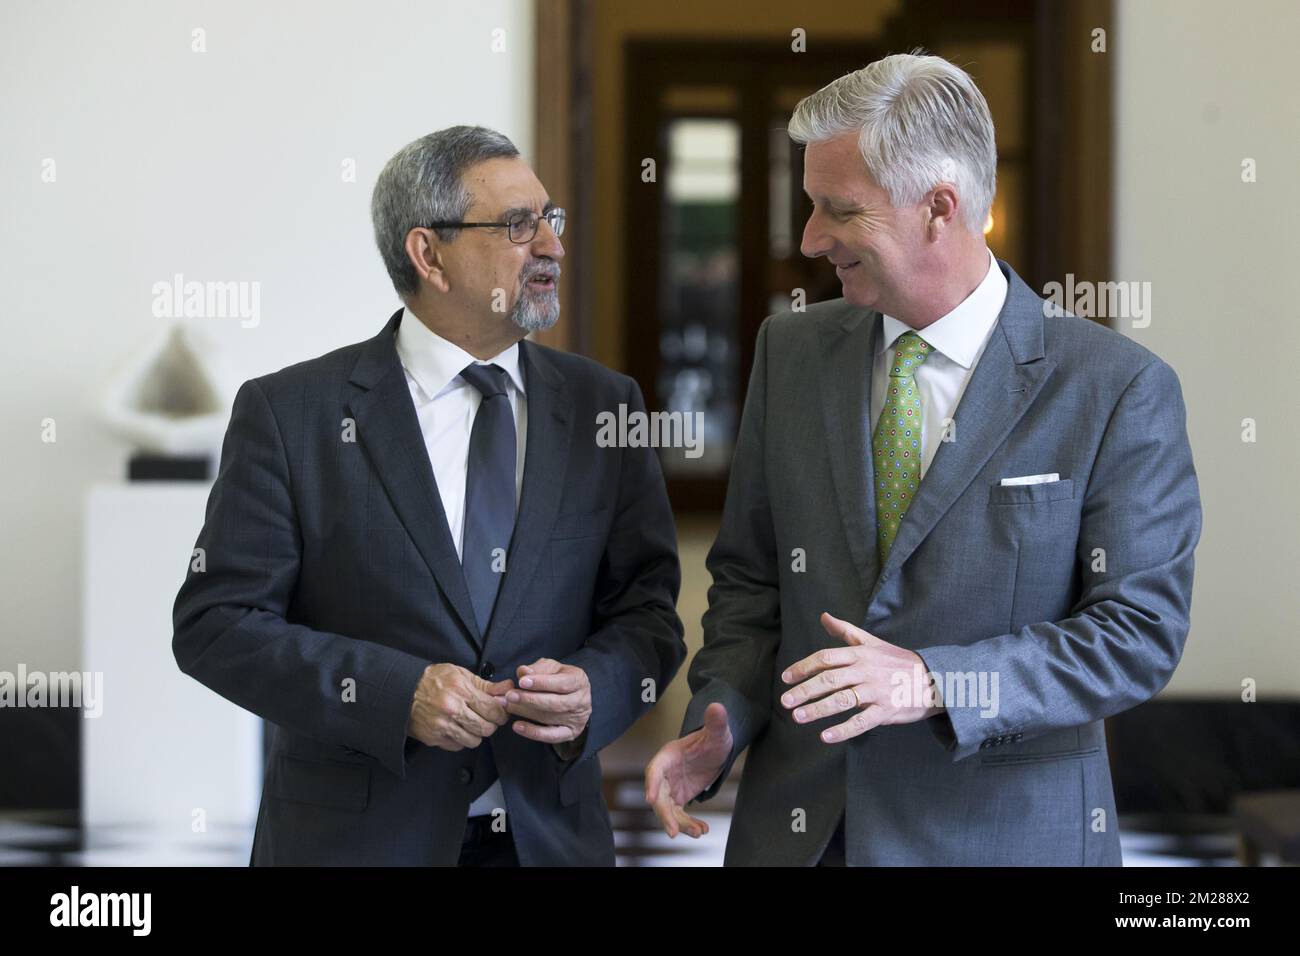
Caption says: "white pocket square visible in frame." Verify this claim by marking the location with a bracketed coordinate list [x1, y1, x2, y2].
[1000, 473, 1059, 486]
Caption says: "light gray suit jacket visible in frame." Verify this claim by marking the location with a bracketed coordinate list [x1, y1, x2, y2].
[682, 259, 1201, 865]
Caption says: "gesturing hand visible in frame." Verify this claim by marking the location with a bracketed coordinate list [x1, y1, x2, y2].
[643, 702, 734, 838]
[780, 612, 944, 743]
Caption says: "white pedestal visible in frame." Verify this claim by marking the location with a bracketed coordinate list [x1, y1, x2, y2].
[83, 483, 262, 845]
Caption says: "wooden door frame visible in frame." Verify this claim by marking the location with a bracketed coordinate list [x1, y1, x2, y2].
[624, 41, 880, 511]
[537, 1, 1113, 513]
[532, 0, 595, 355]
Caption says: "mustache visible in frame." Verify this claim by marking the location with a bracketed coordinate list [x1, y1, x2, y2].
[520, 260, 561, 283]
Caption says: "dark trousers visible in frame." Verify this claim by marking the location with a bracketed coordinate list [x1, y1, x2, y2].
[458, 814, 520, 867]
[817, 815, 847, 867]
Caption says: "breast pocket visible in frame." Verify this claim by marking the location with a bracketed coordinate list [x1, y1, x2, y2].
[988, 478, 1074, 506]
[986, 478, 1080, 626]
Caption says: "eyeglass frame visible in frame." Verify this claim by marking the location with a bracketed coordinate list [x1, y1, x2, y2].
[425, 205, 566, 244]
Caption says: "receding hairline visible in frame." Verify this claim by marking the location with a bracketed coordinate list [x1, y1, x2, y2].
[456, 155, 553, 220]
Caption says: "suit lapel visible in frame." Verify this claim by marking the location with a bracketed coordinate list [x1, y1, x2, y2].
[818, 307, 881, 595]
[480, 339, 573, 661]
[866, 261, 1057, 605]
[345, 308, 482, 649]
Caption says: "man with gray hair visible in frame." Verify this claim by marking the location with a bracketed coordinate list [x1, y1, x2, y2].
[646, 53, 1200, 865]
[174, 125, 685, 866]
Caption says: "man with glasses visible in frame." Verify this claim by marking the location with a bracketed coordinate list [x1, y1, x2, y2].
[173, 126, 685, 866]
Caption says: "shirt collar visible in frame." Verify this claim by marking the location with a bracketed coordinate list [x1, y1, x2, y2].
[878, 248, 1008, 370]
[394, 306, 526, 400]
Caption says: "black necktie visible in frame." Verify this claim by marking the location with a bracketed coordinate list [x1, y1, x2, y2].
[458, 362, 516, 804]
[459, 363, 517, 636]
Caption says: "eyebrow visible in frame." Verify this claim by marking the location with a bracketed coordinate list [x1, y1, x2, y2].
[803, 188, 854, 207]
[498, 200, 555, 220]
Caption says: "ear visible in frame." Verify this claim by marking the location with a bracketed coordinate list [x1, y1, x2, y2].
[404, 228, 451, 294]
[925, 183, 961, 239]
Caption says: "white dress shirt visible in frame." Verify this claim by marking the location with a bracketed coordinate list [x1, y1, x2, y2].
[394, 306, 525, 817]
[872, 249, 1008, 480]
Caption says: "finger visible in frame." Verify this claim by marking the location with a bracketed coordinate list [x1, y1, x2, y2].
[644, 752, 668, 805]
[482, 677, 516, 696]
[455, 703, 498, 738]
[472, 700, 510, 728]
[672, 804, 709, 839]
[505, 688, 572, 713]
[701, 702, 731, 746]
[505, 696, 573, 725]
[517, 668, 583, 693]
[650, 775, 680, 837]
[781, 646, 859, 684]
[439, 719, 480, 750]
[466, 695, 509, 728]
[467, 684, 511, 723]
[781, 665, 863, 710]
[518, 658, 563, 679]
[819, 703, 886, 744]
[646, 771, 704, 840]
[791, 686, 868, 725]
[820, 611, 871, 646]
[511, 719, 574, 743]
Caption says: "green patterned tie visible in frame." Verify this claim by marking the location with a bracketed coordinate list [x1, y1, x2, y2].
[873, 330, 933, 565]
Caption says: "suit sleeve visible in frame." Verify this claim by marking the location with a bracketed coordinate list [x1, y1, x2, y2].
[917, 358, 1202, 761]
[678, 317, 783, 801]
[172, 378, 431, 780]
[558, 375, 687, 765]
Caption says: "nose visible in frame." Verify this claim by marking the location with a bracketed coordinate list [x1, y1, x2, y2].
[531, 218, 565, 260]
[800, 209, 833, 260]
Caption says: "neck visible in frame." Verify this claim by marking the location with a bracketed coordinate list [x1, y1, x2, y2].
[405, 296, 523, 360]
[893, 244, 991, 330]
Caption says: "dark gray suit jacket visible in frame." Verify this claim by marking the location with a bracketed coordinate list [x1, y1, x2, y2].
[173, 308, 685, 865]
[683, 260, 1201, 865]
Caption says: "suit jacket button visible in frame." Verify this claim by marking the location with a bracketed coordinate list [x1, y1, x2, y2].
[479, 661, 496, 680]
[457, 767, 472, 785]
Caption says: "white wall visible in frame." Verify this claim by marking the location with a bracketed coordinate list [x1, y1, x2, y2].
[1115, 0, 1300, 694]
[0, 0, 535, 673]
[5, 0, 1294, 704]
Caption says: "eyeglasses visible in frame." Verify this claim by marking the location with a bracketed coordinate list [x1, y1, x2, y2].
[427, 207, 566, 244]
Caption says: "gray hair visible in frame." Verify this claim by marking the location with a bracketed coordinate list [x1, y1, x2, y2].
[787, 51, 997, 233]
[370, 125, 520, 297]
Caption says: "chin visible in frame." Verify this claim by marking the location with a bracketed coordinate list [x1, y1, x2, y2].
[840, 279, 878, 310]
[510, 294, 561, 333]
